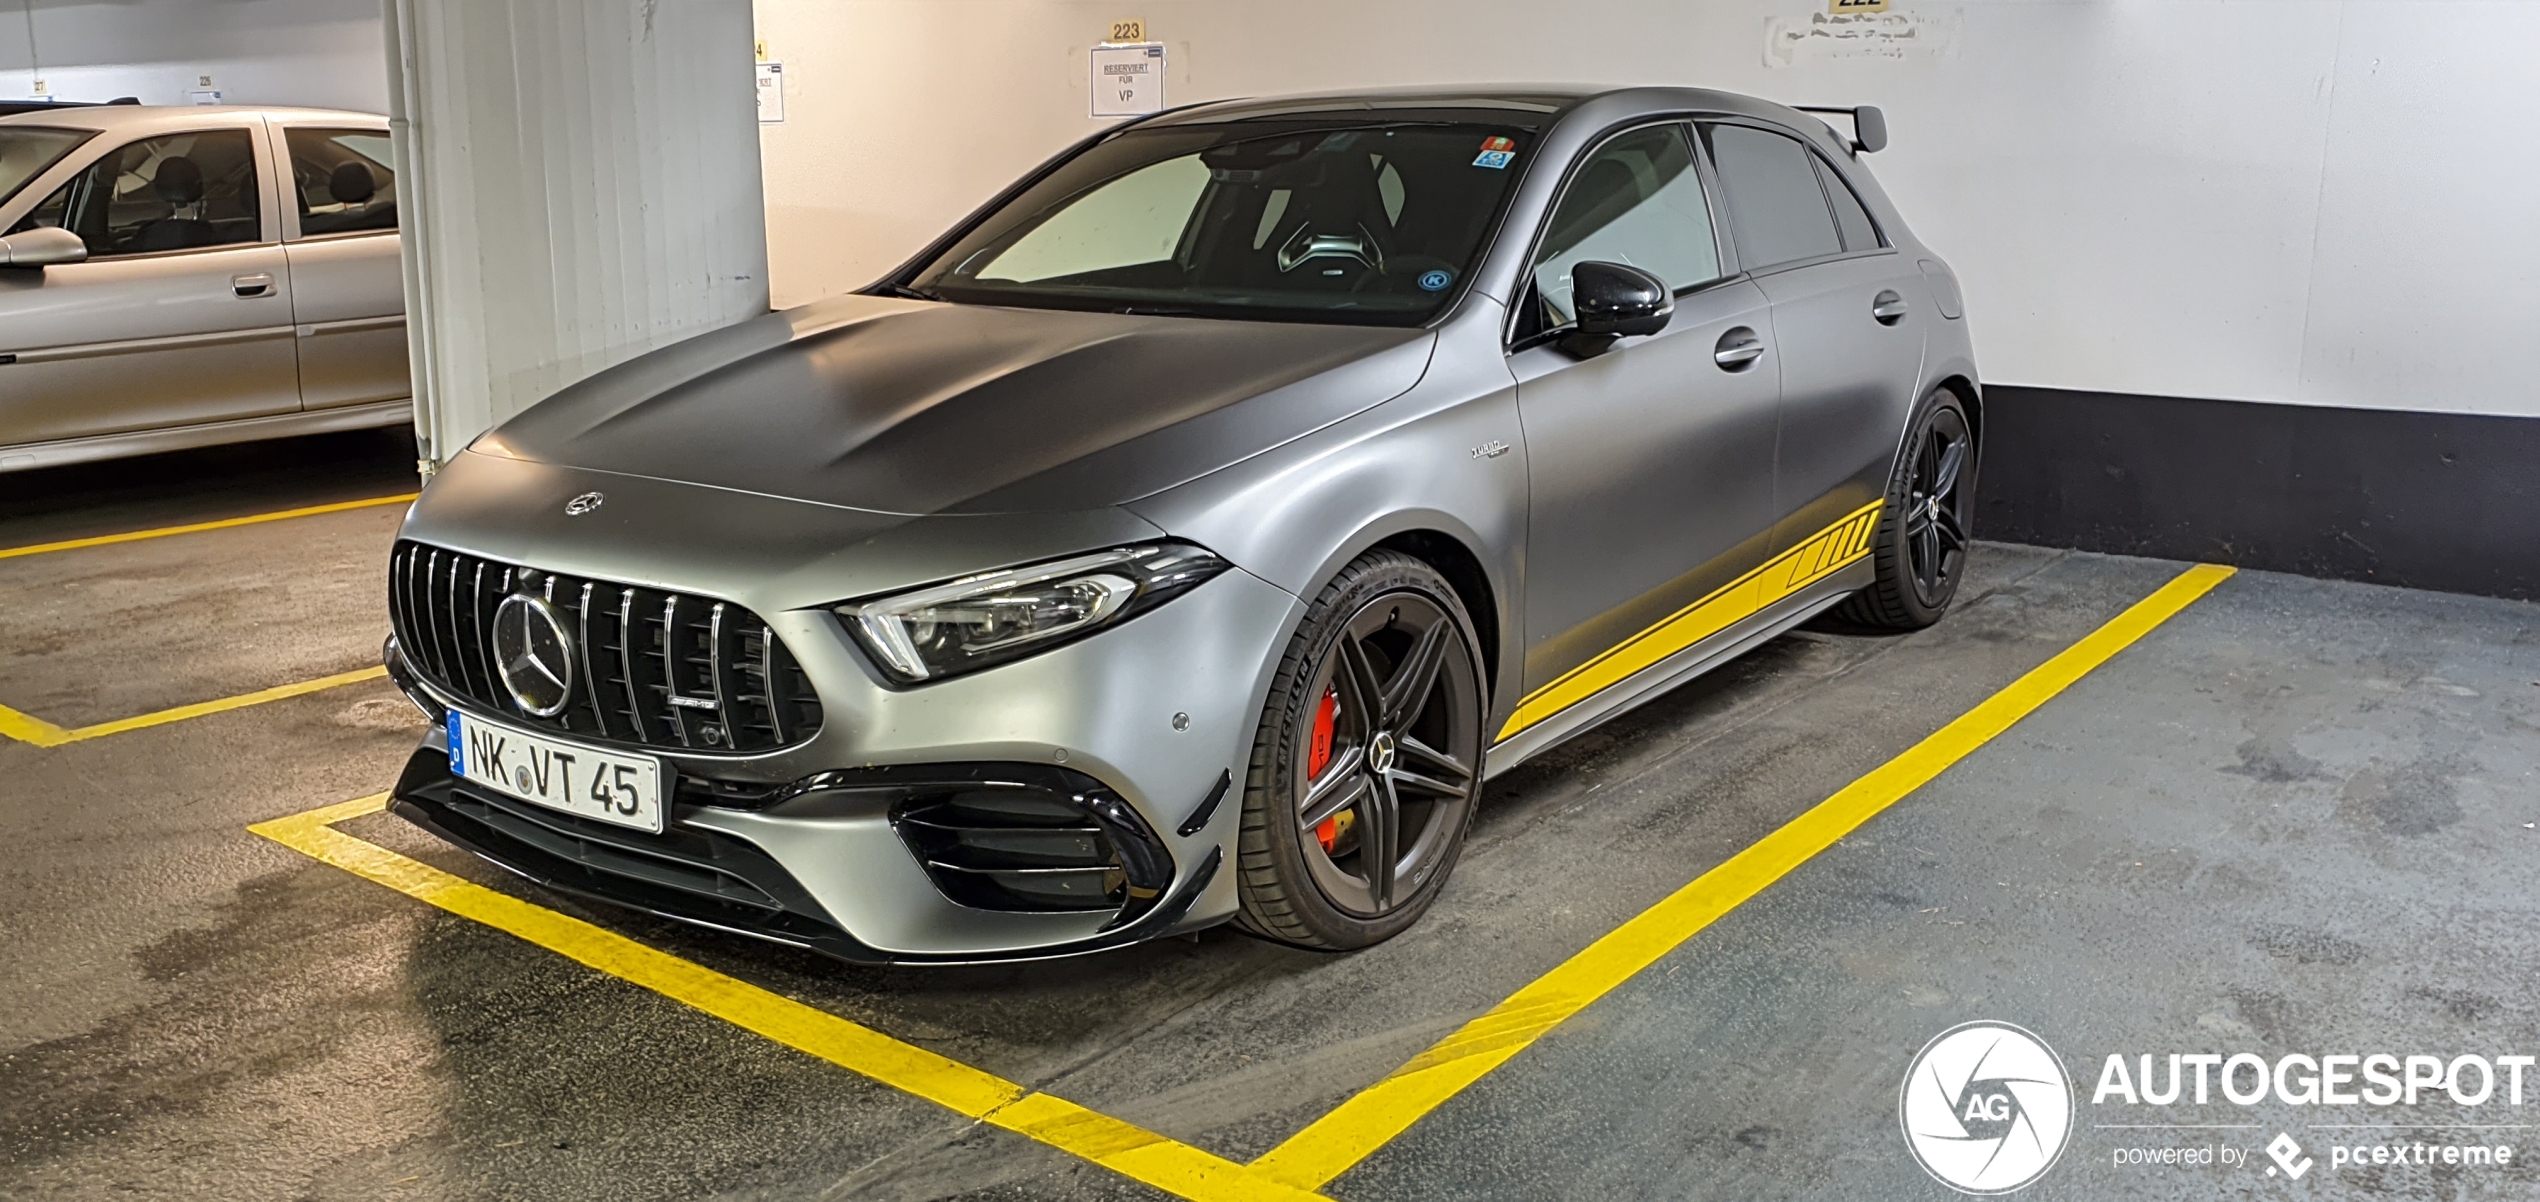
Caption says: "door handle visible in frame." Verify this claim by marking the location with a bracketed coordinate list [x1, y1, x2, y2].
[1871, 289, 1907, 325]
[232, 273, 274, 298]
[1714, 327, 1766, 370]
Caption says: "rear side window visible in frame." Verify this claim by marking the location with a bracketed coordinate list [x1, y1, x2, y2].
[12, 128, 262, 257]
[286, 128, 398, 236]
[1703, 123, 1840, 270]
[1526, 122, 1721, 329]
[1815, 157, 1881, 252]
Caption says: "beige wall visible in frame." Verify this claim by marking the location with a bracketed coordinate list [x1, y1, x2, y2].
[752, 0, 2540, 417]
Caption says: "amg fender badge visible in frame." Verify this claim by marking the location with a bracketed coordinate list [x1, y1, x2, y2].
[1469, 440, 1511, 459]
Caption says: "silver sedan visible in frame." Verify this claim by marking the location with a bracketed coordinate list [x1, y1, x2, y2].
[0, 105, 408, 472]
[382, 86, 1980, 964]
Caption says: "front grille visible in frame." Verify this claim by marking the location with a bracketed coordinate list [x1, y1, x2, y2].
[389, 539, 823, 753]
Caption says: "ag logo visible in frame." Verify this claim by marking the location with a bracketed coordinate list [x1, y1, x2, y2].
[1900, 1021, 2073, 1194]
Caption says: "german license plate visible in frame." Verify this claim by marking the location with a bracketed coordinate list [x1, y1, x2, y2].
[447, 710, 666, 834]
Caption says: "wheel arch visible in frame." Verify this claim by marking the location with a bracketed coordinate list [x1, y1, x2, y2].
[1374, 527, 1502, 704]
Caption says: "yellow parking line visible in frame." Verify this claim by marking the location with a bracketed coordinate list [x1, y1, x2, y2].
[1247, 562, 2237, 1191]
[251, 794, 1326, 1202]
[0, 665, 389, 747]
[0, 492, 417, 560]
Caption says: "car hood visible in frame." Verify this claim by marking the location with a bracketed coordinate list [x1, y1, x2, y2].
[474, 294, 1436, 516]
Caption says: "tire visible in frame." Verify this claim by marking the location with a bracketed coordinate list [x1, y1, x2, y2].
[1833, 389, 1977, 630]
[1233, 550, 1486, 950]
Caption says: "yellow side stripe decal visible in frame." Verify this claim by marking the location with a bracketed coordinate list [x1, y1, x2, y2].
[0, 665, 389, 747]
[1498, 502, 1883, 741]
[253, 796, 1329, 1202]
[0, 492, 418, 560]
[1250, 563, 2236, 1190]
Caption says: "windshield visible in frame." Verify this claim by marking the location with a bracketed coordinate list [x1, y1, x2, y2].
[908, 122, 1535, 325]
[0, 127, 94, 210]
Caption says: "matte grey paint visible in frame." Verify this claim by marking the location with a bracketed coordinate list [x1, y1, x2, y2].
[395, 85, 1979, 960]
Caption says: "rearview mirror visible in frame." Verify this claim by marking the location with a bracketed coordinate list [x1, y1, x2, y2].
[0, 227, 88, 269]
[1560, 261, 1673, 359]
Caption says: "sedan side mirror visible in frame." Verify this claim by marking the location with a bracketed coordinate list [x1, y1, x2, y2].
[0, 227, 89, 269]
[1560, 260, 1673, 359]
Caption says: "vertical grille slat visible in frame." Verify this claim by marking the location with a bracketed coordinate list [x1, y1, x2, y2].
[388, 539, 818, 754]
[758, 624, 786, 746]
[617, 585, 654, 745]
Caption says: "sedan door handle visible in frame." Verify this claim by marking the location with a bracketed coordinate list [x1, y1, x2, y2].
[1871, 289, 1908, 325]
[1714, 327, 1766, 370]
[232, 273, 274, 298]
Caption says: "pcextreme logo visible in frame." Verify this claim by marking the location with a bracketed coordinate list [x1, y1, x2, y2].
[1900, 1021, 2075, 1194]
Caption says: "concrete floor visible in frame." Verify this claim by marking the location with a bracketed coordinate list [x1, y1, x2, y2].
[5, 433, 2536, 1200]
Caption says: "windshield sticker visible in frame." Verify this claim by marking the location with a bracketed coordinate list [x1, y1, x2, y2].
[1418, 269, 1454, 292]
[1473, 135, 1518, 170]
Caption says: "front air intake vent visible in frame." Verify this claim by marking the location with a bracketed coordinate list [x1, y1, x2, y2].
[389, 540, 822, 753]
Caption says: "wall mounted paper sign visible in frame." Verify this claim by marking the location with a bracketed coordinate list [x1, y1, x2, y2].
[1090, 42, 1166, 118]
[187, 89, 225, 105]
[1765, 9, 1960, 66]
[756, 62, 784, 123]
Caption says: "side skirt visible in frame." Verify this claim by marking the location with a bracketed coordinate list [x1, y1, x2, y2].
[1482, 560, 1870, 780]
[0, 397, 411, 473]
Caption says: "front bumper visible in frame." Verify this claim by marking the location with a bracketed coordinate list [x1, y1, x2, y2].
[384, 562, 1303, 964]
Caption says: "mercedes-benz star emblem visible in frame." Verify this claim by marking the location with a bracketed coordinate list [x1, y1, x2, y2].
[1367, 730, 1397, 773]
[492, 593, 577, 717]
[564, 491, 605, 516]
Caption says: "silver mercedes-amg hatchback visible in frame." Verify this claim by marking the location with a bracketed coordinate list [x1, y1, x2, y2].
[382, 86, 1979, 963]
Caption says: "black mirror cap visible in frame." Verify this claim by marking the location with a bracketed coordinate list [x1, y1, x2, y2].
[1560, 260, 1673, 357]
[1854, 105, 1888, 153]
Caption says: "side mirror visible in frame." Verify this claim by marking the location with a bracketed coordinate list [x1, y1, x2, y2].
[1560, 261, 1673, 359]
[0, 227, 88, 269]
[1853, 106, 1888, 154]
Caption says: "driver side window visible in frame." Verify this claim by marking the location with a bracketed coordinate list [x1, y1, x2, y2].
[9, 128, 263, 258]
[1527, 123, 1720, 332]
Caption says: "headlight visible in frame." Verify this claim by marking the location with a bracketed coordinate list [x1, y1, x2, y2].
[840, 543, 1228, 683]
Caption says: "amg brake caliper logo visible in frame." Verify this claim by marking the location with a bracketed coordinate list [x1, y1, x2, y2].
[1901, 1021, 2075, 1193]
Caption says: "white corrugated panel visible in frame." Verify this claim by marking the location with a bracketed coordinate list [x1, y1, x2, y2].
[387, 0, 769, 466]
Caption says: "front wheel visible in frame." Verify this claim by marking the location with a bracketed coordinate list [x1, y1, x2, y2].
[1833, 389, 1976, 630]
[1233, 551, 1485, 950]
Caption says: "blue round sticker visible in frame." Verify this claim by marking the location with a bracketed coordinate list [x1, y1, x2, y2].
[1418, 269, 1453, 292]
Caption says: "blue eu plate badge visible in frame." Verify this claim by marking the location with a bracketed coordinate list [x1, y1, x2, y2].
[446, 709, 464, 773]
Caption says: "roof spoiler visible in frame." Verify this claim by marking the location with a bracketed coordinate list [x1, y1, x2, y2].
[1793, 105, 1887, 154]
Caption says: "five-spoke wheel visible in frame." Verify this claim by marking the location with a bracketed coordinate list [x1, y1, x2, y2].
[1236, 551, 1484, 949]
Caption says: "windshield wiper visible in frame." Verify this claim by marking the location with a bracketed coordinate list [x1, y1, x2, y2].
[881, 283, 942, 301]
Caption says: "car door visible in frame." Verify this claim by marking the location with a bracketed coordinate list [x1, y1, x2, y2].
[1504, 121, 1780, 735]
[274, 122, 409, 410]
[1702, 120, 1926, 554]
[0, 120, 299, 448]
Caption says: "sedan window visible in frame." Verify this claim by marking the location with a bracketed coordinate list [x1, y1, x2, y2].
[9, 128, 263, 258]
[910, 122, 1532, 326]
[286, 128, 398, 236]
[1525, 123, 1721, 331]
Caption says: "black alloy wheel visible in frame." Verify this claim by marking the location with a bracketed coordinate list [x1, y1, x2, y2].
[1235, 551, 1485, 949]
[1834, 389, 1977, 630]
[1902, 403, 1973, 608]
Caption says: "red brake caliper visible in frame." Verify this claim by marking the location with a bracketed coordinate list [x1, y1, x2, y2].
[1308, 685, 1339, 851]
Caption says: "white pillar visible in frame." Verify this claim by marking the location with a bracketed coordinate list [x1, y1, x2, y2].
[383, 0, 770, 468]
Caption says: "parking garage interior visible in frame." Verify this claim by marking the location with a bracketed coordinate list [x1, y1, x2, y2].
[7, 3, 2539, 1201]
